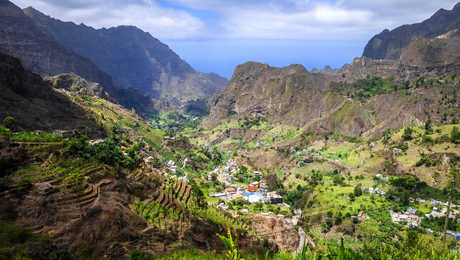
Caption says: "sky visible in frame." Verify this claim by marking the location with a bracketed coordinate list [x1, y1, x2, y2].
[13, 0, 459, 78]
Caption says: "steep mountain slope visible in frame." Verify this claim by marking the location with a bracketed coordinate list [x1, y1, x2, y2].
[203, 62, 459, 138]
[0, 0, 160, 115]
[23, 7, 228, 104]
[204, 5, 460, 138]
[363, 2, 460, 60]
[0, 52, 269, 258]
[0, 0, 116, 95]
[0, 52, 103, 135]
[400, 29, 460, 67]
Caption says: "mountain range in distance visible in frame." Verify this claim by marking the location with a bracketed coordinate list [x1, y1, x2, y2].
[0, 1, 459, 259]
[0, 0, 227, 114]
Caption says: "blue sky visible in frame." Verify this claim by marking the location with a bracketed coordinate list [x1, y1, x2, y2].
[13, 0, 459, 78]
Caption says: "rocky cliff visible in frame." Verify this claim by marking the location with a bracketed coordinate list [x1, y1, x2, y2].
[203, 5, 460, 138]
[363, 2, 460, 60]
[0, 0, 158, 115]
[0, 52, 103, 134]
[400, 29, 460, 68]
[23, 7, 228, 104]
[0, 0, 116, 95]
[203, 60, 459, 137]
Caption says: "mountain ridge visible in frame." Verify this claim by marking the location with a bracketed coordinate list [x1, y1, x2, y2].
[0, 0, 117, 95]
[203, 61, 459, 138]
[363, 2, 460, 60]
[23, 6, 228, 104]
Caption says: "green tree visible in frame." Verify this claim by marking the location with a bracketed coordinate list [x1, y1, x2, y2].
[425, 119, 433, 134]
[383, 128, 392, 145]
[450, 126, 460, 144]
[406, 230, 419, 249]
[402, 127, 413, 141]
[354, 184, 363, 197]
[2, 116, 16, 131]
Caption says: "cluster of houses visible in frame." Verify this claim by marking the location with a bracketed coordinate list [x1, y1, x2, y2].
[362, 186, 386, 196]
[424, 205, 459, 222]
[414, 198, 458, 209]
[167, 160, 178, 174]
[207, 159, 240, 184]
[208, 160, 283, 205]
[210, 180, 284, 205]
[390, 198, 460, 239]
[390, 207, 421, 228]
[165, 160, 189, 182]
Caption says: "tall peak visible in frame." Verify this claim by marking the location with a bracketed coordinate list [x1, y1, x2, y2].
[0, 0, 25, 17]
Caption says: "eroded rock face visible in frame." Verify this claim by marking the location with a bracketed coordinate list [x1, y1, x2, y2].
[362, 3, 460, 60]
[202, 62, 333, 129]
[0, 0, 116, 95]
[250, 214, 299, 252]
[401, 29, 460, 68]
[23, 7, 228, 103]
[203, 4, 460, 138]
[46, 73, 110, 100]
[0, 53, 104, 134]
[203, 60, 459, 138]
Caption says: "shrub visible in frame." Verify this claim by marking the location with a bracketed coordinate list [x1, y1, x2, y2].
[217, 227, 244, 260]
[2, 116, 16, 131]
[415, 155, 439, 167]
[389, 175, 426, 191]
[422, 135, 434, 144]
[424, 119, 433, 135]
[333, 175, 345, 186]
[451, 126, 460, 144]
[402, 127, 413, 141]
[129, 248, 154, 260]
[354, 184, 363, 197]
[392, 142, 408, 152]
[0, 126, 11, 137]
[436, 134, 450, 143]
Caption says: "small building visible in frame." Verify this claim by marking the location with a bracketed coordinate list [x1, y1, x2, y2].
[392, 148, 402, 155]
[210, 192, 226, 199]
[179, 175, 188, 183]
[248, 182, 260, 192]
[399, 215, 408, 222]
[225, 187, 236, 194]
[253, 171, 263, 178]
[217, 203, 229, 210]
[268, 192, 283, 204]
[242, 191, 265, 203]
[259, 182, 268, 190]
[407, 207, 417, 215]
[232, 193, 243, 200]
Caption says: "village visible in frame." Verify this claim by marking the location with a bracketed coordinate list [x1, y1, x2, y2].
[163, 152, 460, 241]
[389, 197, 460, 239]
[206, 159, 285, 207]
[163, 157, 285, 207]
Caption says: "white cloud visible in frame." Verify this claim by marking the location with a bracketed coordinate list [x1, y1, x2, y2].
[12, 0, 205, 39]
[221, 4, 373, 40]
[10, 0, 460, 41]
[312, 5, 371, 24]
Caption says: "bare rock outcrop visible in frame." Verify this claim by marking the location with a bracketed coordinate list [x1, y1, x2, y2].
[250, 213, 300, 252]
